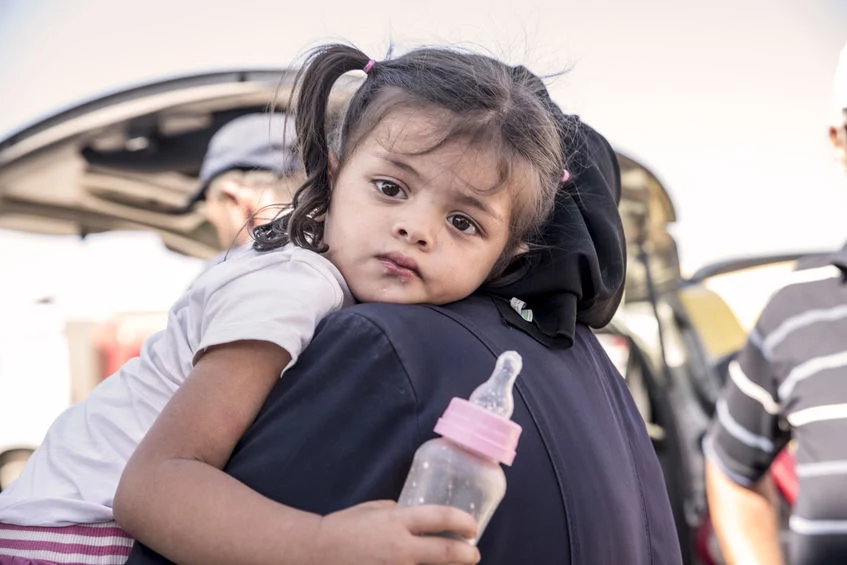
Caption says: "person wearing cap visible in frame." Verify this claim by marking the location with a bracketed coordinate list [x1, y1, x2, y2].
[704, 41, 847, 565]
[196, 113, 304, 253]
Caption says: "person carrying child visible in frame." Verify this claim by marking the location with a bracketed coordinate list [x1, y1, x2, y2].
[0, 42, 586, 565]
[128, 51, 681, 565]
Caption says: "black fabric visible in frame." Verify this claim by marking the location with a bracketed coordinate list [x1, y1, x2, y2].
[482, 114, 626, 349]
[127, 297, 682, 565]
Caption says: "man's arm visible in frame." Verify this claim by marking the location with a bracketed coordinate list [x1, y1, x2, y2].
[706, 459, 784, 565]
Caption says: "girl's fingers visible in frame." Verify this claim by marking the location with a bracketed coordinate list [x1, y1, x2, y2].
[400, 505, 479, 539]
[412, 535, 481, 564]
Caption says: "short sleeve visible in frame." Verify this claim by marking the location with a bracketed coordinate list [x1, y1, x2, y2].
[704, 322, 790, 486]
[190, 246, 351, 373]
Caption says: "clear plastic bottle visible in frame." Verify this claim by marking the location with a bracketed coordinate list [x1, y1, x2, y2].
[397, 351, 523, 544]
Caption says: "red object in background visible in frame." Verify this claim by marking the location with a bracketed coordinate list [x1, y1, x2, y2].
[95, 312, 167, 381]
[770, 446, 798, 506]
[694, 513, 722, 565]
[96, 321, 142, 379]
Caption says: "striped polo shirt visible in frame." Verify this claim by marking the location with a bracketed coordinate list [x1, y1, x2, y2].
[705, 245, 847, 564]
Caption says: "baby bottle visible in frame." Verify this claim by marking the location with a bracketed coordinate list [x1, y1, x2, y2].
[397, 351, 523, 544]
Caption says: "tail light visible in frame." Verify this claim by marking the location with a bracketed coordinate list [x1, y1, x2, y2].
[94, 312, 167, 381]
[694, 514, 724, 565]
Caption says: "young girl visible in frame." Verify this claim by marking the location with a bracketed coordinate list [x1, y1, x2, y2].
[0, 43, 569, 565]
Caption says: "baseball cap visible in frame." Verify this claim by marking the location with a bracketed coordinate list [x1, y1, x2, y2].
[834, 41, 847, 117]
[194, 113, 301, 202]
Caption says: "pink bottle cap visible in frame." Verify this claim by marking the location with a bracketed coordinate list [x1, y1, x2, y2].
[434, 397, 523, 466]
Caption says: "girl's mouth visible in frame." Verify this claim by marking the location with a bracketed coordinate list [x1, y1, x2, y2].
[377, 253, 421, 279]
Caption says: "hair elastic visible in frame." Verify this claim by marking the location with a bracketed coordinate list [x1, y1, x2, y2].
[561, 168, 570, 183]
[363, 59, 376, 74]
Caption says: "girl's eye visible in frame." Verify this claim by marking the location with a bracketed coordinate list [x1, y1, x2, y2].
[375, 180, 405, 198]
[448, 214, 479, 235]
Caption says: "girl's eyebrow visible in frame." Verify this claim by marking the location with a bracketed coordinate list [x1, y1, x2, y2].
[383, 156, 422, 180]
[454, 191, 502, 223]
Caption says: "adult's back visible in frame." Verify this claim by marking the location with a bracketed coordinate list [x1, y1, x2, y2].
[129, 295, 681, 564]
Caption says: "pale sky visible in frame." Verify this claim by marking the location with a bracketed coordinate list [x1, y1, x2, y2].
[1, 0, 847, 310]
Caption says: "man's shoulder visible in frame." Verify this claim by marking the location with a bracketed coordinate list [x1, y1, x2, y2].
[319, 298, 603, 363]
[321, 298, 501, 345]
[757, 260, 845, 335]
[324, 301, 460, 329]
[314, 298, 508, 381]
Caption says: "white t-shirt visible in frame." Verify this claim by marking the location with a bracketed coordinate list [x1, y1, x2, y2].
[0, 244, 353, 525]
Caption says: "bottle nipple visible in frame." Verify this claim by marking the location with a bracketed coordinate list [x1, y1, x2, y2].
[468, 351, 522, 419]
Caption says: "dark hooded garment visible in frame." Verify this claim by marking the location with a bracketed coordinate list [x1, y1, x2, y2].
[484, 101, 626, 347]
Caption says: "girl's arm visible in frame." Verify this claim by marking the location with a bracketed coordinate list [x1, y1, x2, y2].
[114, 339, 479, 565]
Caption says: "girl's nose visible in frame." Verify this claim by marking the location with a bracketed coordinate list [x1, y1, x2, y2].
[394, 218, 434, 249]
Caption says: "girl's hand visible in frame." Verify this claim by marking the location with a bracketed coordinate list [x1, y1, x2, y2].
[314, 500, 480, 564]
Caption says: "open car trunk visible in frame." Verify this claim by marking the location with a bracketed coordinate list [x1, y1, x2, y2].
[0, 69, 358, 259]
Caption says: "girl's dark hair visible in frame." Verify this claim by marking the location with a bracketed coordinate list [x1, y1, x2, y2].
[253, 43, 569, 281]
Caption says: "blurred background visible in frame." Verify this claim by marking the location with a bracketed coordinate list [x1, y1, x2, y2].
[0, 2, 846, 559]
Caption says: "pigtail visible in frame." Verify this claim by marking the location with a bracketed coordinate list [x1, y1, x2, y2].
[253, 44, 371, 253]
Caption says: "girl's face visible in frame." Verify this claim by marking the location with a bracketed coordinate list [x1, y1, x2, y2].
[323, 109, 534, 305]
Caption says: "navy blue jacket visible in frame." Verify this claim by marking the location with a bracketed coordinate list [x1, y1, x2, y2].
[128, 296, 681, 564]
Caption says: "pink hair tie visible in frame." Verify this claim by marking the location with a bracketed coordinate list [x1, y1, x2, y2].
[363, 59, 376, 74]
[561, 168, 570, 183]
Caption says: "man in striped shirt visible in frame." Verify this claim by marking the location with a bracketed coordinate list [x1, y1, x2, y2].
[704, 42, 847, 565]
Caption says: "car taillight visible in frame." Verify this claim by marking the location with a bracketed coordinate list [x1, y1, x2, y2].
[94, 312, 167, 381]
